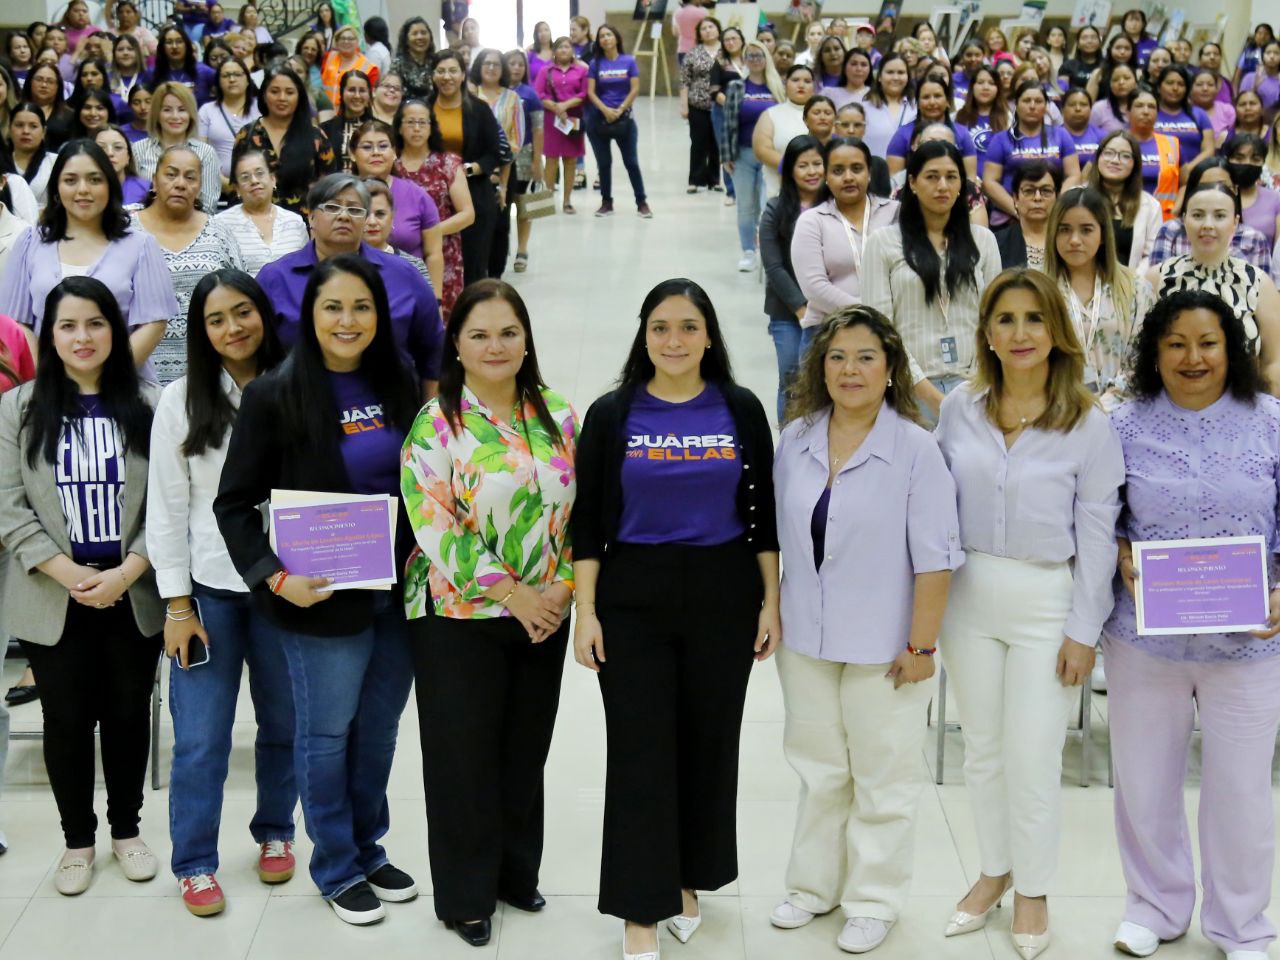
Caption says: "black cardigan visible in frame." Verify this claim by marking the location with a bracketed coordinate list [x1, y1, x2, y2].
[212, 367, 414, 636]
[571, 382, 780, 562]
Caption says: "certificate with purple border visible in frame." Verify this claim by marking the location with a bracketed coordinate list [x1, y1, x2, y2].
[269, 492, 397, 591]
[1133, 536, 1270, 636]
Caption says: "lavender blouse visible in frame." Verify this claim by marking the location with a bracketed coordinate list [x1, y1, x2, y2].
[1104, 392, 1280, 662]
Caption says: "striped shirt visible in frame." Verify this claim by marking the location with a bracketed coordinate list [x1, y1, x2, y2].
[131, 137, 224, 216]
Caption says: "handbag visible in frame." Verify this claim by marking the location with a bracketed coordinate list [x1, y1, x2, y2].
[515, 180, 557, 222]
[598, 107, 632, 137]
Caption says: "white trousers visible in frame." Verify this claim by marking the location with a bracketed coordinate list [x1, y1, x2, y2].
[776, 643, 932, 920]
[939, 551, 1077, 897]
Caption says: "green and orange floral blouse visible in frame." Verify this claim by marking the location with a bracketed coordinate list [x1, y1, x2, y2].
[401, 386, 578, 620]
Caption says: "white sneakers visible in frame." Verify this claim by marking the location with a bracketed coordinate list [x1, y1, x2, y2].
[1226, 951, 1270, 960]
[1114, 921, 1159, 957]
[737, 252, 756, 272]
[837, 917, 891, 953]
[769, 900, 816, 929]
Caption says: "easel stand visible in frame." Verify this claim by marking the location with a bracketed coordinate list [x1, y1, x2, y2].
[634, 16, 672, 98]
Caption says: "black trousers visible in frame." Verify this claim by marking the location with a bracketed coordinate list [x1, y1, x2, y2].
[460, 176, 499, 286]
[413, 613, 569, 920]
[21, 598, 162, 848]
[687, 106, 720, 188]
[488, 179, 521, 279]
[596, 540, 763, 923]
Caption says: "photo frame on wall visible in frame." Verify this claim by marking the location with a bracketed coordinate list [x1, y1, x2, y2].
[632, 0, 669, 20]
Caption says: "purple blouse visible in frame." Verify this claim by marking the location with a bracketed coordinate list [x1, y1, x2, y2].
[1104, 392, 1280, 662]
[387, 175, 440, 260]
[1243, 186, 1280, 249]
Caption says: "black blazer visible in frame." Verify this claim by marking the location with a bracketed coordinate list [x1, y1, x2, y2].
[572, 381, 779, 563]
[212, 366, 413, 636]
[994, 222, 1030, 269]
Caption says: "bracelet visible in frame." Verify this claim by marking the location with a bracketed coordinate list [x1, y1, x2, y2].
[268, 569, 288, 594]
[166, 610, 195, 622]
[906, 643, 936, 657]
[166, 607, 194, 616]
[496, 583, 519, 606]
[574, 601, 596, 610]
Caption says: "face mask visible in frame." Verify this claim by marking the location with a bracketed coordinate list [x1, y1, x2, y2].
[1227, 161, 1263, 189]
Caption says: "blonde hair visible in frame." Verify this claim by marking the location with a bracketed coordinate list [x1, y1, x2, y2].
[146, 80, 198, 139]
[333, 25, 360, 47]
[972, 268, 1096, 432]
[742, 40, 785, 101]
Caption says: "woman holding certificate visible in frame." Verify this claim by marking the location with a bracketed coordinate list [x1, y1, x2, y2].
[213, 254, 423, 927]
[1104, 289, 1280, 960]
[935, 268, 1124, 960]
[400, 279, 577, 948]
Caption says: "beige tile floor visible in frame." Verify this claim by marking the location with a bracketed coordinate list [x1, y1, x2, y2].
[0, 101, 1274, 959]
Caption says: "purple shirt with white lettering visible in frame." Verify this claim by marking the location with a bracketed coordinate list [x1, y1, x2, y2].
[1067, 123, 1103, 169]
[618, 385, 744, 546]
[1155, 106, 1211, 160]
[330, 370, 406, 500]
[738, 79, 777, 145]
[589, 53, 639, 109]
[56, 394, 124, 565]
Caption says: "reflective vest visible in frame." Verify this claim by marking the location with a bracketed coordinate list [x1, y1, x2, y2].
[1150, 131, 1180, 221]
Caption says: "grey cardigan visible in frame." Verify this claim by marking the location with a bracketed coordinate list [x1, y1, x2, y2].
[0, 381, 164, 645]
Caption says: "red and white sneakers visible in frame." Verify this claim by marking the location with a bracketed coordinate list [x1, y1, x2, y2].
[258, 840, 295, 884]
[180, 874, 225, 916]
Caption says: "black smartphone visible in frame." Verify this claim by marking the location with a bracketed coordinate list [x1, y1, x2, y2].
[182, 598, 210, 669]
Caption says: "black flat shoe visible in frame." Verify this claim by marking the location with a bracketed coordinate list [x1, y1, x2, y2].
[446, 918, 492, 946]
[500, 889, 546, 912]
[5, 685, 37, 706]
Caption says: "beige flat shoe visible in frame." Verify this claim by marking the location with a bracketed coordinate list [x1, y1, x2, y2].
[54, 853, 94, 895]
[113, 841, 158, 881]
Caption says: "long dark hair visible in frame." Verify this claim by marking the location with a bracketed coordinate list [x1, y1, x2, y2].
[1177, 155, 1233, 217]
[1154, 65, 1192, 117]
[955, 65, 1008, 130]
[9, 102, 49, 183]
[776, 133, 824, 227]
[618, 279, 736, 389]
[255, 64, 313, 198]
[71, 87, 116, 138]
[904, 75, 954, 144]
[69, 58, 109, 107]
[214, 56, 259, 105]
[277, 254, 419, 452]
[21, 62, 66, 112]
[337, 67, 372, 117]
[899, 140, 979, 305]
[153, 24, 198, 81]
[22, 276, 152, 468]
[40, 139, 130, 242]
[1010, 79, 1049, 149]
[817, 135, 873, 204]
[1128, 290, 1260, 401]
[1102, 62, 1137, 122]
[866, 54, 913, 109]
[437, 279, 563, 445]
[395, 16, 434, 61]
[182, 269, 284, 457]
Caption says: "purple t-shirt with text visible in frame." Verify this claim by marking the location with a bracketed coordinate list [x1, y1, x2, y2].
[738, 80, 776, 146]
[589, 54, 639, 110]
[330, 370, 406, 500]
[56, 395, 124, 565]
[984, 124, 1078, 194]
[1155, 107, 1211, 160]
[1067, 123, 1103, 169]
[1137, 134, 1166, 192]
[887, 120, 976, 159]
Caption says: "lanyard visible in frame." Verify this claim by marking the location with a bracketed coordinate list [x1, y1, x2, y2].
[936, 247, 951, 329]
[1066, 274, 1104, 357]
[837, 200, 872, 274]
[114, 73, 138, 99]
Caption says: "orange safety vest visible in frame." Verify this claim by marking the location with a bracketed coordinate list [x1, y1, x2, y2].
[1149, 131, 1180, 221]
[320, 51, 379, 110]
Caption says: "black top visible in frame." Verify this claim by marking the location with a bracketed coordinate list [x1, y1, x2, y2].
[1112, 217, 1134, 267]
[572, 381, 779, 562]
[759, 196, 806, 318]
[994, 221, 1030, 269]
[1058, 56, 1100, 91]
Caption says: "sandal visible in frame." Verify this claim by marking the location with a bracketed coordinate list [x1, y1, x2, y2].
[513, 253, 528, 272]
[563, 203, 576, 214]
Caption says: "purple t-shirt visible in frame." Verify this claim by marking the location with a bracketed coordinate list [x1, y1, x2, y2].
[1243, 71, 1280, 112]
[330, 370, 406, 499]
[887, 120, 976, 159]
[122, 175, 150, 206]
[527, 51, 550, 83]
[124, 124, 149, 143]
[387, 175, 440, 261]
[985, 124, 1078, 194]
[1067, 123, 1103, 169]
[738, 80, 776, 146]
[1244, 186, 1280, 249]
[952, 69, 970, 103]
[967, 113, 997, 175]
[56, 394, 125, 565]
[1134, 36, 1158, 68]
[618, 385, 745, 547]
[1155, 106, 1211, 159]
[1137, 134, 1165, 192]
[589, 54, 639, 110]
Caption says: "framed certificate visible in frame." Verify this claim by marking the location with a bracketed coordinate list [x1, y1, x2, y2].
[269, 490, 398, 591]
[1133, 536, 1270, 636]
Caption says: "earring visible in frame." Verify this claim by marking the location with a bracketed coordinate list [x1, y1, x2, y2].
[886, 377, 893, 386]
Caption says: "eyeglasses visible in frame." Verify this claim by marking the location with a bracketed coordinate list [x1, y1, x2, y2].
[236, 169, 270, 183]
[481, 60, 502, 69]
[401, 118, 429, 127]
[1018, 186, 1057, 199]
[745, 52, 767, 61]
[1099, 149, 1134, 162]
[316, 202, 368, 219]
[379, 83, 403, 92]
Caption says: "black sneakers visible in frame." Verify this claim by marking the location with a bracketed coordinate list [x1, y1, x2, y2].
[330, 881, 386, 925]
[367, 863, 418, 902]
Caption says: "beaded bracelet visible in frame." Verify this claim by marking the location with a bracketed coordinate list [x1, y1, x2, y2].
[906, 643, 936, 657]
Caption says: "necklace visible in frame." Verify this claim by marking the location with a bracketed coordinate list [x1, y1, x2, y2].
[999, 394, 1044, 432]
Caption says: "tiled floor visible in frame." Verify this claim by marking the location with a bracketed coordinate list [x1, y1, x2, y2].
[0, 101, 1273, 959]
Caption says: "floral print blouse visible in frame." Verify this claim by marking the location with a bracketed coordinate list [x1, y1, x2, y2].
[680, 45, 716, 111]
[1057, 273, 1156, 407]
[233, 119, 336, 216]
[401, 386, 578, 620]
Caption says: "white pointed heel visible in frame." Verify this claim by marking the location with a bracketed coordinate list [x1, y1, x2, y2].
[944, 877, 1012, 937]
[1013, 929, 1051, 960]
[666, 913, 700, 943]
[622, 923, 659, 960]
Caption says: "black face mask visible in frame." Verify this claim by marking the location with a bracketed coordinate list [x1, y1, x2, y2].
[1228, 161, 1264, 189]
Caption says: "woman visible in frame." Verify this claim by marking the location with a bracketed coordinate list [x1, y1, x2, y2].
[1061, 87, 1102, 170]
[1224, 133, 1280, 249]
[1127, 89, 1181, 218]
[47, 58, 109, 148]
[371, 70, 402, 125]
[52, 87, 115, 151]
[393, 17, 435, 101]
[430, 50, 502, 284]
[233, 64, 335, 215]
[795, 21, 824, 68]
[197, 59, 259, 194]
[1150, 158, 1278, 274]
[213, 147, 308, 276]
[955, 65, 1008, 176]
[568, 16, 591, 61]
[21, 62, 70, 128]
[1104, 290, 1280, 960]
[95, 124, 150, 208]
[1089, 62, 1138, 133]
[886, 74, 976, 178]
[0, 140, 173, 369]
[1058, 25, 1103, 92]
[1045, 26, 1068, 76]
[58, 0, 97, 56]
[123, 85, 150, 142]
[1231, 88, 1268, 141]
[1120, 8, 1158, 66]
[239, 3, 272, 45]
[393, 100, 472, 315]
[585, 26, 650, 220]
[915, 21, 949, 69]
[7, 33, 35, 87]
[983, 80, 1080, 227]
[709, 24, 747, 138]
[1153, 66, 1214, 175]
[860, 55, 915, 160]
[361, 179, 432, 285]
[132, 82, 221, 215]
[1088, 33, 1136, 102]
[1148, 183, 1280, 384]
[319, 68, 373, 173]
[213, 254, 422, 925]
[680, 17, 722, 194]
[132, 145, 243, 385]
[526, 21, 553, 83]
[992, 161, 1063, 269]
[826, 48, 872, 110]
[534, 37, 587, 215]
[935, 268, 1123, 960]
[1084, 129, 1163, 271]
[1191, 68, 1236, 148]
[1027, 47, 1062, 104]
[320, 26, 378, 108]
[572, 278, 779, 960]
[813, 35, 846, 91]
[1201, 41, 1235, 106]
[294, 32, 328, 100]
[1044, 185, 1155, 403]
[759, 135, 824, 421]
[753, 64, 814, 200]
[769, 303, 960, 955]
[0, 274, 164, 896]
[504, 49, 545, 273]
[803, 95, 836, 146]
[362, 17, 391, 77]
[401, 279, 576, 948]
[349, 119, 442, 292]
[1143, 46, 1173, 88]
[984, 27, 1016, 68]
[152, 26, 216, 106]
[146, 268, 294, 917]
[109, 35, 149, 121]
[1240, 41, 1280, 115]
[312, 1, 336, 49]
[1235, 22, 1276, 86]
[864, 141, 1002, 420]
[470, 48, 524, 274]
[717, 40, 781, 269]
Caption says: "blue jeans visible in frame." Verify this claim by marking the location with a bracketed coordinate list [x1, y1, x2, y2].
[169, 586, 297, 878]
[768, 314, 804, 423]
[275, 593, 414, 898]
[732, 144, 764, 253]
[586, 113, 647, 205]
[709, 104, 735, 196]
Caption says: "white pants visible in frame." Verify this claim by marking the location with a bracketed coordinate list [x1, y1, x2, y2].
[939, 551, 1077, 897]
[776, 643, 932, 920]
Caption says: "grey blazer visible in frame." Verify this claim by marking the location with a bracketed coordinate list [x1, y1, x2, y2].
[0, 382, 164, 645]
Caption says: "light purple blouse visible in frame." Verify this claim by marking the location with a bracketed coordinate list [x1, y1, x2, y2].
[775, 402, 964, 664]
[936, 383, 1124, 645]
[1104, 392, 1280, 662]
[1242, 186, 1280, 249]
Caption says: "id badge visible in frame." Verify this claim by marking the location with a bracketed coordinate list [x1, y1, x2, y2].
[940, 336, 958, 365]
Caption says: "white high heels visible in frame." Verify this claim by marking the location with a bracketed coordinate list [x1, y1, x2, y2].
[1013, 929, 1051, 960]
[944, 876, 1012, 937]
[622, 924, 659, 960]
